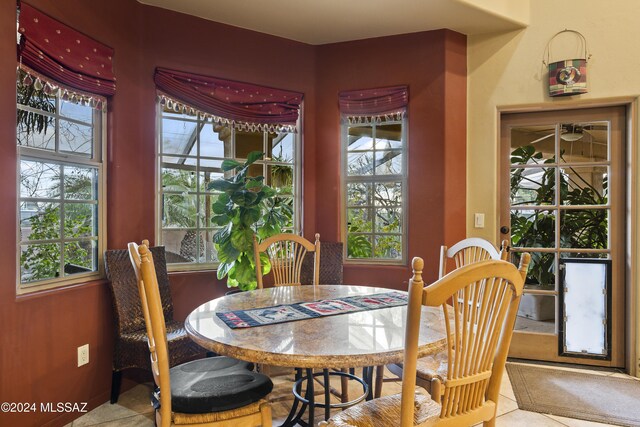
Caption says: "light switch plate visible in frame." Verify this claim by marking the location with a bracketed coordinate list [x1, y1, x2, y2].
[474, 213, 485, 228]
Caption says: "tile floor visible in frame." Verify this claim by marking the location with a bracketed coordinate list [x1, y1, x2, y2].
[65, 362, 636, 427]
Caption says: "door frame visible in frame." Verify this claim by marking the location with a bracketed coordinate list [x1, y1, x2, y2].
[496, 97, 638, 374]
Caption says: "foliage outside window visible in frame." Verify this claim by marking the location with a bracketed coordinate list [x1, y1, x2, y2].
[343, 120, 406, 262]
[158, 104, 299, 270]
[17, 71, 105, 290]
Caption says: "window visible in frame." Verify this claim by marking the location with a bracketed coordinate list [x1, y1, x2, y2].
[17, 72, 106, 291]
[158, 104, 300, 270]
[343, 119, 407, 262]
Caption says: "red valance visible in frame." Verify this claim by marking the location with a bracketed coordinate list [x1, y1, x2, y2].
[155, 68, 303, 130]
[339, 86, 408, 118]
[17, 2, 116, 96]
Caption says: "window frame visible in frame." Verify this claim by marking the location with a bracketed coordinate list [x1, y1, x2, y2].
[155, 103, 303, 272]
[16, 90, 107, 294]
[341, 116, 408, 265]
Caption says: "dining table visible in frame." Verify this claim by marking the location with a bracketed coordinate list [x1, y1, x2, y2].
[185, 284, 448, 426]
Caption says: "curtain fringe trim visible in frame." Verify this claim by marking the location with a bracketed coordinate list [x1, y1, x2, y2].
[17, 64, 108, 111]
[158, 93, 297, 133]
[342, 110, 406, 125]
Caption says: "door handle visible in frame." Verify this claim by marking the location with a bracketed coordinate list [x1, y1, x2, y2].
[500, 226, 510, 234]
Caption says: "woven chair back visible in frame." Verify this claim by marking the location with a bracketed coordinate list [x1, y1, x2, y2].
[301, 241, 343, 285]
[105, 245, 173, 334]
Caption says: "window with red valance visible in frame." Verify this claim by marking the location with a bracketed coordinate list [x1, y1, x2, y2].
[155, 68, 303, 270]
[340, 86, 408, 263]
[17, 1, 116, 106]
[155, 67, 303, 132]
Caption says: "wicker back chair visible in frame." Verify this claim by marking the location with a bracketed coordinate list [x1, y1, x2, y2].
[104, 244, 204, 403]
[253, 233, 320, 289]
[128, 241, 273, 427]
[301, 241, 343, 285]
[320, 255, 530, 427]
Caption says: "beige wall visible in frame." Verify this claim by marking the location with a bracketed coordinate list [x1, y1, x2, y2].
[467, 0, 640, 373]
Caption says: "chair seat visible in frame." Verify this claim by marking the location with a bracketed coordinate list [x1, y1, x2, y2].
[170, 357, 273, 414]
[415, 351, 448, 382]
[320, 393, 441, 427]
[116, 319, 203, 371]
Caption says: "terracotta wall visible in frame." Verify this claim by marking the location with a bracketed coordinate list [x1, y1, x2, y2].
[316, 30, 467, 287]
[0, 1, 464, 425]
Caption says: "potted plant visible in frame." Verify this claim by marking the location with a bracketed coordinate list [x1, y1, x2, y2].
[208, 151, 292, 291]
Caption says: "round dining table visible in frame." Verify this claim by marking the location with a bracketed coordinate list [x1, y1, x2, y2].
[185, 284, 447, 368]
[185, 284, 448, 426]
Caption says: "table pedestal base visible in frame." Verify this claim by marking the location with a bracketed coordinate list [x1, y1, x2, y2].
[279, 367, 372, 427]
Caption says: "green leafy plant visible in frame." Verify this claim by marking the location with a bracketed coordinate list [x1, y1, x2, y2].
[510, 145, 608, 286]
[21, 205, 92, 282]
[209, 151, 292, 290]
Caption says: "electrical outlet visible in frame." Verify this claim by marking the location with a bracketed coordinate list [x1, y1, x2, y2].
[77, 344, 89, 367]
[474, 213, 485, 228]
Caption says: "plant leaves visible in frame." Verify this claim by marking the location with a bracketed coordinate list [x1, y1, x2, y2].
[221, 159, 242, 171]
[260, 253, 271, 275]
[245, 151, 264, 166]
[209, 179, 243, 193]
[240, 207, 261, 225]
[231, 190, 259, 206]
[212, 224, 232, 245]
[216, 260, 234, 279]
[211, 213, 229, 226]
[217, 239, 240, 264]
[233, 254, 255, 285]
[230, 227, 254, 251]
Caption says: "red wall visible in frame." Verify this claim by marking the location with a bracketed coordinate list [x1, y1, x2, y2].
[0, 1, 464, 426]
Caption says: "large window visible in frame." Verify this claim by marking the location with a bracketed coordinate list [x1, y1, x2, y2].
[17, 73, 105, 291]
[343, 119, 407, 262]
[158, 105, 300, 270]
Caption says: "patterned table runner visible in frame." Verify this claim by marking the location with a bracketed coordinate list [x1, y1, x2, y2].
[217, 291, 408, 329]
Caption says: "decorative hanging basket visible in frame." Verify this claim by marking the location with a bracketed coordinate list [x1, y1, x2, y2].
[544, 29, 591, 97]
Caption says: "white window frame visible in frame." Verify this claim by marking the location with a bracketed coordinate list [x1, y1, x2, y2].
[156, 103, 302, 272]
[16, 89, 107, 294]
[341, 116, 408, 265]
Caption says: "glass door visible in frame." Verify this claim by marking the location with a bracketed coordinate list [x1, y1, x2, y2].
[500, 106, 625, 367]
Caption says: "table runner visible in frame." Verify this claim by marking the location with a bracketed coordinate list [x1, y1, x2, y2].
[216, 291, 408, 329]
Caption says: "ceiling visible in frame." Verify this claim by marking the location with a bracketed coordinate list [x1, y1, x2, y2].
[137, 0, 529, 45]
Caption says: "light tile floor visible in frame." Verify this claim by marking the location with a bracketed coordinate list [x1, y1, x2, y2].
[66, 363, 635, 427]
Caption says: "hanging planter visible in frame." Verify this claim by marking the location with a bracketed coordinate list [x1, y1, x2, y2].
[544, 29, 591, 97]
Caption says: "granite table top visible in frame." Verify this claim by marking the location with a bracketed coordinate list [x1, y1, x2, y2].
[185, 284, 448, 369]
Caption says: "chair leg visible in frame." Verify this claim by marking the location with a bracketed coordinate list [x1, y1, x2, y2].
[110, 371, 122, 404]
[340, 368, 349, 403]
[260, 401, 273, 427]
[374, 365, 385, 398]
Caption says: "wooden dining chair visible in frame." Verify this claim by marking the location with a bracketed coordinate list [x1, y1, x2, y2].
[253, 233, 320, 289]
[380, 238, 509, 398]
[320, 254, 530, 427]
[128, 240, 273, 427]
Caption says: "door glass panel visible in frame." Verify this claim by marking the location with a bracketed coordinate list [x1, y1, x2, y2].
[559, 122, 608, 163]
[511, 125, 555, 164]
[511, 209, 555, 248]
[560, 166, 608, 205]
[510, 167, 555, 205]
[560, 209, 609, 249]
